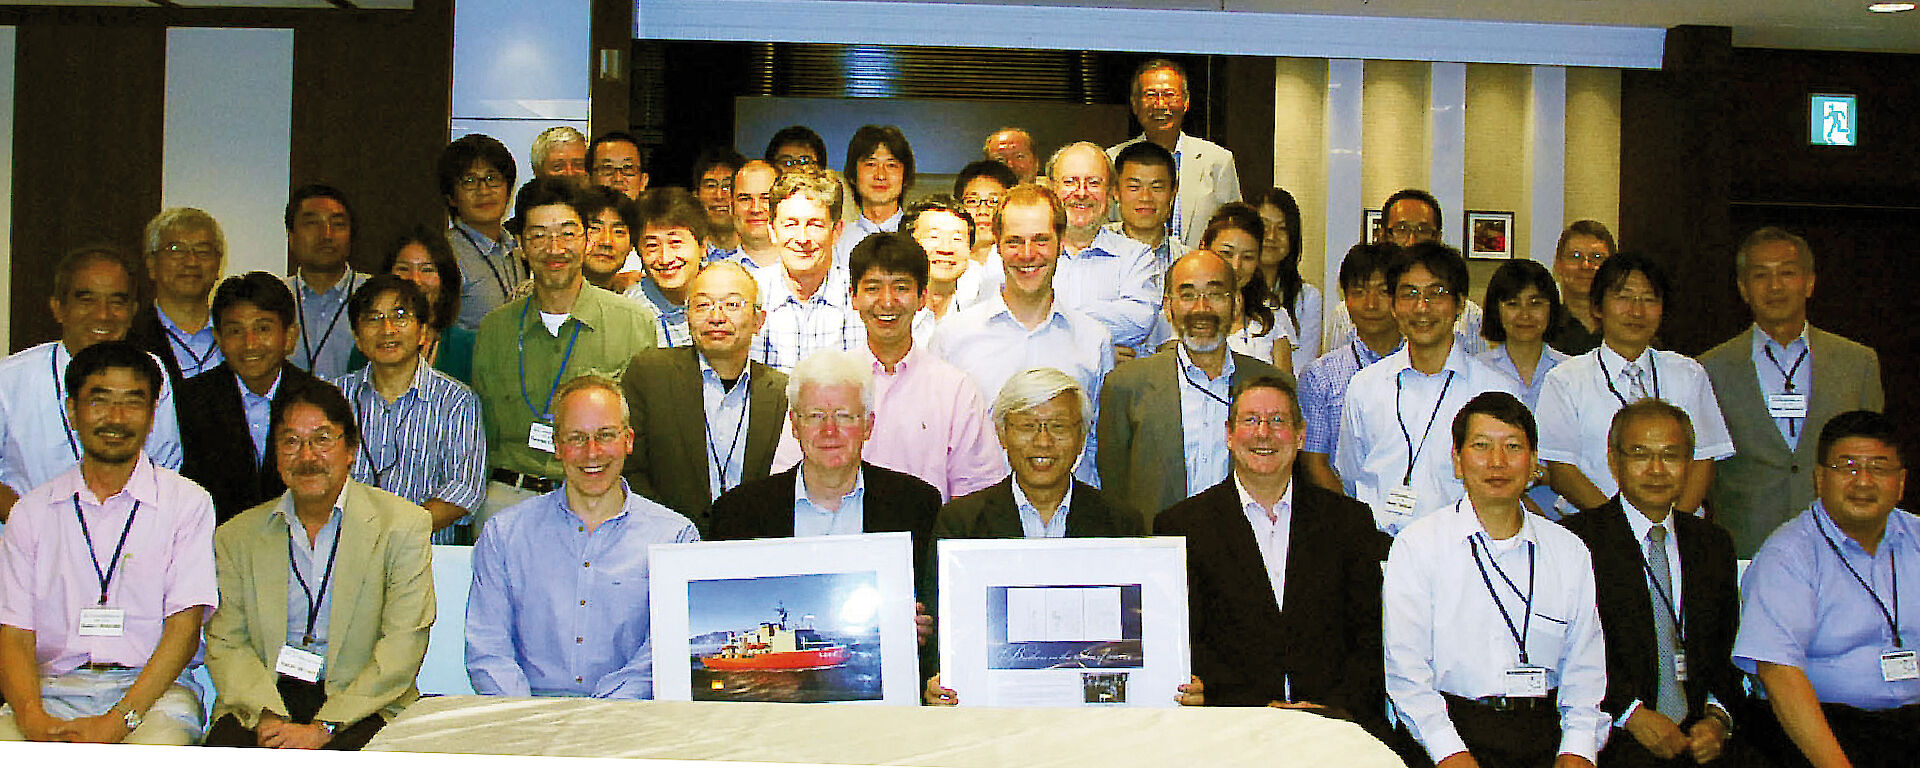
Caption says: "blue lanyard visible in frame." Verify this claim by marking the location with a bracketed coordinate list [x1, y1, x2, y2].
[73, 494, 140, 605]
[516, 300, 584, 421]
[1470, 531, 1537, 665]
[51, 348, 79, 461]
[288, 518, 344, 647]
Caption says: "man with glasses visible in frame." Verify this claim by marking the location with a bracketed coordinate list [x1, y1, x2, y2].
[1546, 220, 1616, 355]
[466, 375, 699, 700]
[473, 179, 659, 532]
[588, 131, 648, 201]
[1048, 141, 1161, 358]
[1107, 59, 1241, 253]
[1326, 189, 1486, 356]
[1099, 250, 1286, 529]
[954, 160, 1017, 267]
[1735, 410, 1920, 767]
[440, 135, 525, 331]
[129, 208, 226, 384]
[1337, 242, 1519, 534]
[763, 125, 827, 172]
[285, 185, 369, 379]
[692, 147, 746, 258]
[328, 275, 485, 545]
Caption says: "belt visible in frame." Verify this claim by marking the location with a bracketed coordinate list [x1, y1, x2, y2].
[490, 468, 556, 494]
[79, 662, 133, 672]
[1465, 693, 1556, 713]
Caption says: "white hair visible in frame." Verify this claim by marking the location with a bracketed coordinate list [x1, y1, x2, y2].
[143, 207, 226, 262]
[991, 367, 1091, 430]
[530, 126, 587, 170]
[786, 349, 875, 413]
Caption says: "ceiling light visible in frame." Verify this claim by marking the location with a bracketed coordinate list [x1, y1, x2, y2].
[1867, 2, 1916, 12]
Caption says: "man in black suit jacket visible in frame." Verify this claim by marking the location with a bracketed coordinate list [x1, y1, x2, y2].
[1154, 373, 1388, 728]
[1561, 399, 1739, 767]
[177, 272, 330, 523]
[127, 208, 227, 387]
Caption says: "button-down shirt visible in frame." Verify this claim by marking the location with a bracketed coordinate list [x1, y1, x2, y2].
[928, 293, 1115, 487]
[450, 220, 525, 331]
[707, 246, 764, 272]
[1326, 298, 1487, 358]
[1537, 345, 1735, 507]
[0, 342, 184, 497]
[1734, 503, 1920, 711]
[280, 496, 342, 651]
[1014, 480, 1074, 539]
[1751, 324, 1813, 449]
[700, 355, 754, 500]
[1178, 345, 1235, 497]
[287, 271, 367, 380]
[1337, 344, 1521, 533]
[793, 466, 867, 537]
[0, 455, 217, 676]
[473, 283, 659, 479]
[1053, 228, 1162, 349]
[331, 360, 487, 543]
[1384, 498, 1609, 763]
[1298, 338, 1399, 459]
[240, 371, 282, 466]
[834, 210, 903, 268]
[155, 304, 223, 379]
[466, 484, 700, 699]
[625, 277, 690, 348]
[1235, 473, 1294, 613]
[1477, 344, 1570, 413]
[749, 263, 863, 373]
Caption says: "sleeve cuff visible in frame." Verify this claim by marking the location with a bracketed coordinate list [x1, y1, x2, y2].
[1614, 699, 1643, 728]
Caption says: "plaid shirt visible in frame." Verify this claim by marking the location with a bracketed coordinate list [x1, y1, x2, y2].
[748, 263, 864, 373]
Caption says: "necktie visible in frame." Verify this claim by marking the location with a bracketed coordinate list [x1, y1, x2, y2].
[1625, 362, 1649, 401]
[1647, 526, 1687, 722]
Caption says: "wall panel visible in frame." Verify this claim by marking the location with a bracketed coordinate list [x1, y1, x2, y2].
[1273, 57, 1327, 295]
[164, 27, 293, 278]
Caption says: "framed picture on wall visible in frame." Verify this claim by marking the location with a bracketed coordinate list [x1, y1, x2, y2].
[1363, 209, 1385, 243]
[1466, 210, 1515, 259]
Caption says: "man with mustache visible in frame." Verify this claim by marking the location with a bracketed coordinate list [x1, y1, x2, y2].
[285, 184, 369, 379]
[1107, 59, 1241, 253]
[622, 188, 708, 348]
[1099, 250, 1287, 529]
[0, 341, 216, 744]
[128, 208, 226, 384]
[201, 384, 434, 750]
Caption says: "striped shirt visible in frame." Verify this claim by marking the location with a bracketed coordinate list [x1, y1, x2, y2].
[331, 360, 487, 544]
[749, 263, 864, 373]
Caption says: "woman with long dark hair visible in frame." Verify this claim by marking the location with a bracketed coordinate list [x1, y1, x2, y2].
[1250, 188, 1323, 372]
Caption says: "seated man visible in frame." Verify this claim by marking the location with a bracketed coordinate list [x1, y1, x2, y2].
[466, 375, 699, 698]
[203, 384, 435, 750]
[1734, 410, 1920, 768]
[0, 342, 216, 744]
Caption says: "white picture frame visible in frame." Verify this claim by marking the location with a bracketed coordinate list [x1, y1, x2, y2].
[937, 537, 1190, 708]
[650, 532, 921, 705]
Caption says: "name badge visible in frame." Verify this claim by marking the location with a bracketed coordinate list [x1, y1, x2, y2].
[1504, 666, 1549, 698]
[1385, 485, 1420, 517]
[1880, 650, 1918, 682]
[276, 645, 325, 683]
[1674, 651, 1689, 682]
[77, 607, 126, 637]
[1767, 393, 1808, 419]
[527, 422, 556, 453]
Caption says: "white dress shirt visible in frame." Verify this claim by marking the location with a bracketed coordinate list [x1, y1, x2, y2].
[1235, 473, 1294, 613]
[1536, 345, 1735, 510]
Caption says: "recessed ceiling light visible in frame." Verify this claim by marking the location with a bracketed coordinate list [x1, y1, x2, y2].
[1868, 2, 1916, 12]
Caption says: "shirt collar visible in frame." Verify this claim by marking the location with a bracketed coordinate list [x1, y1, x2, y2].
[154, 304, 210, 336]
[1355, 337, 1402, 364]
[453, 219, 512, 252]
[1449, 496, 1540, 547]
[236, 368, 284, 401]
[982, 290, 1070, 332]
[1751, 323, 1811, 357]
[1011, 479, 1074, 521]
[794, 464, 867, 506]
[639, 277, 684, 314]
[1622, 497, 1677, 545]
[868, 344, 917, 377]
[1388, 341, 1469, 378]
[1813, 500, 1917, 554]
[1232, 472, 1292, 522]
[767, 265, 849, 308]
[519, 283, 610, 338]
[278, 485, 347, 532]
[1598, 342, 1652, 372]
[553, 481, 637, 526]
[70, 454, 164, 508]
[1176, 343, 1235, 383]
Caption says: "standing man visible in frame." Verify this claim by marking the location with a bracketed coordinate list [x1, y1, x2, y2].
[764, 125, 828, 171]
[1562, 401, 1740, 766]
[473, 179, 659, 528]
[1048, 142, 1161, 357]
[588, 130, 648, 200]
[129, 208, 225, 384]
[577, 185, 646, 294]
[286, 184, 369, 379]
[623, 188, 708, 348]
[530, 126, 588, 186]
[623, 263, 788, 535]
[1326, 189, 1485, 355]
[1110, 140, 1180, 278]
[983, 127, 1040, 185]
[692, 147, 746, 257]
[1100, 250, 1287, 528]
[0, 246, 183, 519]
[749, 168, 863, 373]
[202, 385, 434, 750]
[1156, 375, 1387, 727]
[1703, 227, 1883, 557]
[837, 125, 915, 265]
[1545, 221, 1615, 356]
[1297, 242, 1402, 493]
[1107, 59, 1241, 252]
[179, 272, 328, 524]
[466, 376, 699, 699]
[719, 160, 783, 270]
[0, 342, 216, 744]
[442, 135, 526, 331]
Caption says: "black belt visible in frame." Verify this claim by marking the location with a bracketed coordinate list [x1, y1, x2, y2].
[490, 468, 555, 494]
[79, 662, 132, 672]
[1452, 691, 1558, 713]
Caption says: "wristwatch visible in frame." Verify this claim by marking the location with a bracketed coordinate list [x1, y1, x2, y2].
[115, 704, 143, 732]
[319, 721, 340, 737]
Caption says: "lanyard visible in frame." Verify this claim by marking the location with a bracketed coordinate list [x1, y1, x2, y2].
[288, 518, 344, 647]
[454, 225, 516, 297]
[1394, 370, 1455, 485]
[72, 495, 140, 605]
[352, 378, 419, 488]
[295, 273, 357, 373]
[1814, 510, 1903, 647]
[1597, 351, 1660, 406]
[516, 300, 584, 421]
[51, 349, 79, 460]
[1763, 344, 1809, 393]
[161, 322, 216, 374]
[1179, 359, 1232, 408]
[705, 366, 753, 495]
[1470, 531, 1537, 665]
[1638, 526, 1685, 643]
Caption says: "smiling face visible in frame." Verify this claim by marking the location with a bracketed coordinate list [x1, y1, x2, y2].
[583, 208, 634, 283]
[1116, 160, 1173, 236]
[851, 267, 924, 350]
[959, 176, 1008, 251]
[1555, 233, 1611, 301]
[771, 192, 841, 282]
[911, 210, 972, 285]
[697, 164, 736, 231]
[147, 225, 222, 305]
[540, 141, 588, 183]
[641, 224, 703, 295]
[52, 258, 137, 353]
[68, 366, 156, 466]
[1256, 204, 1291, 270]
[1131, 67, 1188, 137]
[1226, 386, 1304, 481]
[1167, 253, 1235, 355]
[731, 163, 778, 248]
[791, 382, 874, 474]
[999, 392, 1084, 496]
[274, 402, 355, 505]
[351, 290, 425, 368]
[1452, 412, 1535, 507]
[1608, 411, 1692, 516]
[986, 130, 1038, 182]
[1205, 226, 1260, 291]
[449, 159, 510, 229]
[1391, 262, 1461, 351]
[687, 266, 764, 364]
[1816, 436, 1907, 535]
[1496, 284, 1552, 345]
[389, 243, 444, 311]
[1048, 146, 1110, 234]
[1737, 239, 1815, 332]
[1597, 271, 1663, 353]
[216, 301, 296, 394]
[592, 140, 647, 199]
[555, 385, 635, 500]
[524, 203, 586, 294]
[855, 144, 904, 210]
[996, 200, 1061, 302]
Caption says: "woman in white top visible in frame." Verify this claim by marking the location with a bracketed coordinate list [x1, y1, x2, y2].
[1200, 203, 1282, 370]
[1476, 259, 1570, 518]
[1252, 188, 1324, 373]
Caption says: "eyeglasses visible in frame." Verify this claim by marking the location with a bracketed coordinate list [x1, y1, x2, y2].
[358, 308, 418, 328]
[1234, 414, 1295, 431]
[458, 174, 506, 192]
[1822, 459, 1905, 478]
[158, 243, 220, 262]
[774, 155, 816, 169]
[1388, 222, 1439, 238]
[1395, 285, 1455, 305]
[962, 195, 1002, 210]
[595, 164, 642, 179]
[1562, 250, 1610, 266]
[1004, 418, 1077, 439]
[796, 410, 864, 428]
[276, 430, 343, 455]
[559, 428, 626, 450]
[523, 227, 584, 248]
[1606, 292, 1662, 308]
[689, 297, 750, 315]
[1173, 288, 1234, 305]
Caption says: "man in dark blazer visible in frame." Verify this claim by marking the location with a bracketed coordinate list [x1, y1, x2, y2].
[127, 208, 227, 386]
[179, 272, 329, 524]
[1562, 399, 1740, 766]
[1701, 227, 1883, 557]
[1154, 374, 1388, 730]
[624, 263, 788, 535]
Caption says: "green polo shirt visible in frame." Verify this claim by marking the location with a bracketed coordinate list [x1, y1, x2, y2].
[474, 282, 659, 478]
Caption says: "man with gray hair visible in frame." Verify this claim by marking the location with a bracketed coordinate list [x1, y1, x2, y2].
[1047, 141, 1160, 358]
[129, 207, 227, 384]
[1107, 58, 1242, 252]
[530, 126, 588, 187]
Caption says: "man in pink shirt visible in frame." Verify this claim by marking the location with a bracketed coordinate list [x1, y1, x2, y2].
[773, 232, 1005, 500]
[0, 341, 218, 744]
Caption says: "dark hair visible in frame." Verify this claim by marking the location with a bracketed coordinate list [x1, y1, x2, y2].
[1113, 140, 1176, 182]
[1382, 188, 1443, 232]
[1201, 203, 1274, 337]
[902, 195, 976, 248]
[513, 177, 583, 225]
[211, 271, 298, 331]
[1480, 259, 1567, 344]
[848, 232, 930, 292]
[633, 187, 708, 243]
[1607, 398, 1696, 457]
[53, 244, 143, 307]
[1250, 187, 1306, 329]
[691, 145, 747, 188]
[1386, 241, 1470, 298]
[1451, 391, 1537, 451]
[1556, 220, 1616, 261]
[577, 184, 643, 237]
[844, 125, 916, 206]
[269, 381, 360, 453]
[1589, 252, 1670, 311]
[375, 226, 463, 332]
[435, 134, 517, 219]
[1337, 241, 1402, 293]
[586, 130, 645, 173]
[1227, 374, 1302, 427]
[284, 183, 354, 232]
[348, 274, 430, 334]
[764, 125, 828, 166]
[1817, 410, 1905, 467]
[65, 340, 162, 403]
[953, 160, 1017, 198]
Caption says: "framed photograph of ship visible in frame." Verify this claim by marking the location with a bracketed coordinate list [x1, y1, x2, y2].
[937, 537, 1190, 707]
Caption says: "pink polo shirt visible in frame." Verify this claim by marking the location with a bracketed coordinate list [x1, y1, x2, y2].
[0, 454, 217, 675]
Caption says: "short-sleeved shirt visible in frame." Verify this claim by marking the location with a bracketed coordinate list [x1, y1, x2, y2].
[450, 221, 526, 331]
[331, 360, 488, 542]
[624, 278, 690, 348]
[1536, 345, 1735, 508]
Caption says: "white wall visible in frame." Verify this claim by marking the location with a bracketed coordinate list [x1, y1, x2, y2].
[162, 27, 294, 278]
[452, 0, 591, 178]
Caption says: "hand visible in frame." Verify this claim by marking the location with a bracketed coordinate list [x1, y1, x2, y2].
[1687, 716, 1728, 763]
[1625, 707, 1689, 759]
[59, 712, 131, 744]
[265, 722, 332, 750]
[1113, 345, 1137, 362]
[1553, 755, 1596, 768]
[254, 712, 288, 747]
[1436, 752, 1480, 768]
[923, 674, 958, 706]
[914, 602, 934, 647]
[1175, 675, 1204, 706]
[12, 709, 71, 742]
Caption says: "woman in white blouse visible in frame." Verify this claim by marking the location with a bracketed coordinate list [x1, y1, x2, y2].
[1252, 188, 1324, 373]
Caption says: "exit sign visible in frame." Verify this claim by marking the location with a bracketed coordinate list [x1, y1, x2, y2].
[1811, 94, 1856, 146]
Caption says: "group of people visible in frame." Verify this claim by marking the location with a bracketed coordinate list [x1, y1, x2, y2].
[0, 57, 1908, 768]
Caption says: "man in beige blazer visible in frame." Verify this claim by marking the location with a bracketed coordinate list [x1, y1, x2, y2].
[1703, 227, 1883, 557]
[203, 382, 434, 750]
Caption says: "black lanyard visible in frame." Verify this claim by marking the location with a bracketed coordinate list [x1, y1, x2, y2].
[1814, 510, 1903, 647]
[295, 273, 357, 373]
[161, 321, 216, 374]
[454, 225, 517, 297]
[1470, 530, 1537, 665]
[704, 365, 752, 495]
[1179, 357, 1232, 408]
[72, 495, 139, 605]
[1394, 370, 1455, 485]
[288, 517, 344, 647]
[51, 349, 79, 461]
[352, 378, 418, 488]
[516, 300, 584, 421]
[1597, 350, 1660, 406]
[1638, 523, 1686, 643]
[1764, 344, 1809, 393]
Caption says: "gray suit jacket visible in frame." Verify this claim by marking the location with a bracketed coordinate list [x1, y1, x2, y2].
[622, 346, 788, 535]
[1097, 350, 1287, 529]
[1701, 325, 1882, 556]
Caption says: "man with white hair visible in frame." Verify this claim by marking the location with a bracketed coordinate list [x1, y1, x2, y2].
[530, 126, 588, 187]
[1047, 141, 1161, 357]
[128, 208, 226, 384]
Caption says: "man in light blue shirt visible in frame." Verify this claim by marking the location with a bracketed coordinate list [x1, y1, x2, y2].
[284, 185, 369, 379]
[1297, 242, 1402, 494]
[1047, 142, 1161, 356]
[466, 375, 699, 699]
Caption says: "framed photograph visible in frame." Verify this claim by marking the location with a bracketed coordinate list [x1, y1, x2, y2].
[937, 537, 1190, 708]
[1465, 210, 1515, 259]
[1363, 208, 1385, 243]
[650, 532, 920, 705]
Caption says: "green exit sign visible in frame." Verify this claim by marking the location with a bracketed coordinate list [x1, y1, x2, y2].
[1811, 94, 1856, 146]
